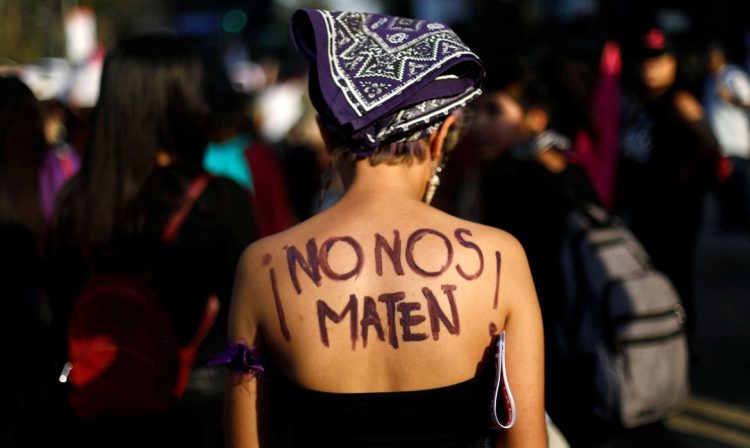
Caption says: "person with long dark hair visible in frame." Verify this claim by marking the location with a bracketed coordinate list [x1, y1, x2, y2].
[218, 10, 547, 448]
[0, 76, 48, 237]
[54, 34, 213, 247]
[48, 33, 258, 446]
[0, 75, 67, 448]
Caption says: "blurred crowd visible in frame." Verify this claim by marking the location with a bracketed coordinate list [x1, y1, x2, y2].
[1, 6, 750, 448]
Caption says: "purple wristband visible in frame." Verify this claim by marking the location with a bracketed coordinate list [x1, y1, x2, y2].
[207, 342, 264, 376]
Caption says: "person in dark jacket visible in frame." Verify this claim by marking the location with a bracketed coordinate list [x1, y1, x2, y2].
[618, 29, 720, 349]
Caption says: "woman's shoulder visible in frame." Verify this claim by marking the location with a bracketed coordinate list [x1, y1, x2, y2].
[234, 222, 303, 272]
[436, 210, 528, 255]
[235, 207, 530, 280]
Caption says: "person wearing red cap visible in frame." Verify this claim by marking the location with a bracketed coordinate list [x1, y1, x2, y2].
[618, 28, 720, 352]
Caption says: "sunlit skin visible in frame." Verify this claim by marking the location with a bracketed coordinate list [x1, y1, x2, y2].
[642, 53, 678, 97]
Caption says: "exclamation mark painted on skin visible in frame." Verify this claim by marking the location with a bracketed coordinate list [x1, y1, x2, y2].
[493, 251, 502, 310]
[270, 268, 291, 342]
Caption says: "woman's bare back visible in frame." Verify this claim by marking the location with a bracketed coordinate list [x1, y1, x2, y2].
[231, 195, 531, 393]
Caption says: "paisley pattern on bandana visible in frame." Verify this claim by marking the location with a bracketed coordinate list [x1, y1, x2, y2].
[291, 9, 484, 152]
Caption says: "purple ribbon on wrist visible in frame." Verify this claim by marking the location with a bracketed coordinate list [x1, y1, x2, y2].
[207, 342, 264, 376]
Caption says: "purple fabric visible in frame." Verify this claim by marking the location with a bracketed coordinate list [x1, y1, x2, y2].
[290, 9, 484, 152]
[207, 342, 264, 376]
[38, 145, 80, 222]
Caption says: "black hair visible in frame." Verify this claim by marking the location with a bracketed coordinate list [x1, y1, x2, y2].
[0, 76, 46, 237]
[481, 56, 528, 95]
[481, 55, 552, 113]
[56, 33, 209, 247]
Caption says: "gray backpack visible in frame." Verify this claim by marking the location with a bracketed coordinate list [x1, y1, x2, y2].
[556, 203, 689, 428]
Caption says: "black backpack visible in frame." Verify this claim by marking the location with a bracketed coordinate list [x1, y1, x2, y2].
[554, 203, 689, 429]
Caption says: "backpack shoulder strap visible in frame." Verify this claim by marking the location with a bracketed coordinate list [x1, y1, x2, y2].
[161, 173, 212, 243]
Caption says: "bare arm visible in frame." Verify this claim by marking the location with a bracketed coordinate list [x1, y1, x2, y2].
[674, 90, 718, 157]
[225, 247, 263, 448]
[225, 369, 261, 448]
[495, 237, 547, 448]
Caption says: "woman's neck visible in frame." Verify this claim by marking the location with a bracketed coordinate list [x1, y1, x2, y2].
[338, 159, 430, 205]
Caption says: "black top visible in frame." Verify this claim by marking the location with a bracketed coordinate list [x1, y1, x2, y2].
[618, 88, 719, 225]
[275, 368, 494, 448]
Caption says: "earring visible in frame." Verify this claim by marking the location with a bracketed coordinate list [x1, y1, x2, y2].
[318, 162, 334, 211]
[423, 165, 442, 205]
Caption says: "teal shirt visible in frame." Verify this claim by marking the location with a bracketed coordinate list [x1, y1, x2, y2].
[203, 133, 254, 191]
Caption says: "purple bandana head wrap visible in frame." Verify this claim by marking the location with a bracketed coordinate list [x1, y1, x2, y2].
[290, 9, 484, 155]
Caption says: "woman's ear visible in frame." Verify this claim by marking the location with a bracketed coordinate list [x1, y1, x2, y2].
[428, 114, 459, 162]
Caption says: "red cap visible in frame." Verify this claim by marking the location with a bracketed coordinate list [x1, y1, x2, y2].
[641, 28, 674, 58]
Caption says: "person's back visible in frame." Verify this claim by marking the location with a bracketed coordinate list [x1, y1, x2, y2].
[231, 187, 540, 446]
[223, 9, 546, 448]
